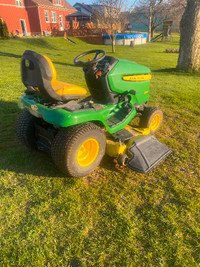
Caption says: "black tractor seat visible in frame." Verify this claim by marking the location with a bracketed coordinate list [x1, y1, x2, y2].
[21, 50, 87, 103]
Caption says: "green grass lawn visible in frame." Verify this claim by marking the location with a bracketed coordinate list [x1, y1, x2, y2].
[0, 37, 199, 266]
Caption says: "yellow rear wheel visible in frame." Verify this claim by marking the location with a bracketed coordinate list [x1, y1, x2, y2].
[77, 138, 100, 167]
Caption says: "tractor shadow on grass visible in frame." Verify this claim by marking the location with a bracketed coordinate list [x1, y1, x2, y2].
[101, 155, 125, 174]
[0, 100, 122, 180]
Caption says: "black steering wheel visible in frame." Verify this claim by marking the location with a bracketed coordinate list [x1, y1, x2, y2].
[74, 50, 106, 67]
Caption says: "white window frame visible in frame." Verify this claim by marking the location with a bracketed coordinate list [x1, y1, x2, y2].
[51, 11, 57, 23]
[59, 15, 64, 30]
[16, 0, 23, 7]
[44, 11, 50, 23]
[20, 19, 27, 36]
[56, 0, 61, 5]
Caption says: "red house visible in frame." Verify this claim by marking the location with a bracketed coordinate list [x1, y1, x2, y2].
[0, 0, 76, 36]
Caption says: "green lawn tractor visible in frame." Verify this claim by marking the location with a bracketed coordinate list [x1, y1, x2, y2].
[16, 49, 171, 177]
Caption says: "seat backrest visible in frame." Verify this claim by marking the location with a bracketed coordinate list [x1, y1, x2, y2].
[21, 50, 79, 103]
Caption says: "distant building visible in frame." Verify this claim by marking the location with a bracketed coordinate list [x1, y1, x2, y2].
[73, 2, 93, 16]
[66, 3, 102, 28]
[66, 3, 93, 28]
[66, 3, 122, 32]
[0, 0, 76, 36]
[128, 11, 180, 33]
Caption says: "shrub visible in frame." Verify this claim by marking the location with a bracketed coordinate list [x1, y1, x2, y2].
[0, 17, 3, 37]
[0, 17, 10, 39]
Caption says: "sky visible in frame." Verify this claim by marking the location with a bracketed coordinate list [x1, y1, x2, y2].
[67, 0, 135, 9]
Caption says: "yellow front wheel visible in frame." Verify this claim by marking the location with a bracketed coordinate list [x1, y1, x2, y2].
[51, 122, 106, 177]
[150, 113, 162, 132]
[139, 107, 163, 134]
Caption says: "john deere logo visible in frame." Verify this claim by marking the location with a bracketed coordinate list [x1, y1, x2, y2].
[31, 105, 38, 111]
[122, 74, 151, 82]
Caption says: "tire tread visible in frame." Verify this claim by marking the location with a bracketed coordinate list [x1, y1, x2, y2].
[51, 122, 106, 177]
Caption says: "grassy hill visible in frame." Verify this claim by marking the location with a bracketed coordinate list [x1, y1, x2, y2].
[0, 37, 199, 266]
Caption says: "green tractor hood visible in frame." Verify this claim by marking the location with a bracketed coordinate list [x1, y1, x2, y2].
[108, 59, 151, 104]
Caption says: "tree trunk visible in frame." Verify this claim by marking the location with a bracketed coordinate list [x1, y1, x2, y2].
[112, 35, 116, 53]
[151, 28, 154, 38]
[177, 0, 200, 72]
[148, 3, 152, 42]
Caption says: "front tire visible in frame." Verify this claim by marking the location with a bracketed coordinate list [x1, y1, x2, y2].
[139, 107, 163, 134]
[51, 122, 106, 177]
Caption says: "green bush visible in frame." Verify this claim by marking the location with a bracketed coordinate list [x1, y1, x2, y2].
[0, 17, 3, 37]
[0, 17, 10, 39]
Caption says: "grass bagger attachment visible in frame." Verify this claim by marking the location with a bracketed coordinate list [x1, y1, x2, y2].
[16, 49, 171, 177]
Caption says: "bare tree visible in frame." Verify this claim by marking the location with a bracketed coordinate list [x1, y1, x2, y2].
[177, 0, 200, 72]
[131, 0, 168, 38]
[167, 0, 186, 30]
[92, 0, 127, 52]
[167, 0, 186, 16]
[131, 0, 186, 38]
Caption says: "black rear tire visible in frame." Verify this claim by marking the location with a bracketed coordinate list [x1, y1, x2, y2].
[16, 109, 37, 149]
[51, 122, 106, 177]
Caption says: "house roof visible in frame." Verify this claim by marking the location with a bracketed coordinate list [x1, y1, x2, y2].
[66, 11, 91, 18]
[31, 0, 76, 11]
[74, 3, 93, 12]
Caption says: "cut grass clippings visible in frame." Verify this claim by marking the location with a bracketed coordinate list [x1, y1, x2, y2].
[0, 37, 199, 266]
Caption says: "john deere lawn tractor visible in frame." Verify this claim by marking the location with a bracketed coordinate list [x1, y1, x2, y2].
[16, 49, 171, 177]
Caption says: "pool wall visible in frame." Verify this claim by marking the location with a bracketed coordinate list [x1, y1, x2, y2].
[103, 33, 148, 46]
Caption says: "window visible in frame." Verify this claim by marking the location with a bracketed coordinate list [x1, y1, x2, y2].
[16, 0, 23, 7]
[51, 11, 57, 23]
[56, 0, 61, 5]
[44, 11, 50, 23]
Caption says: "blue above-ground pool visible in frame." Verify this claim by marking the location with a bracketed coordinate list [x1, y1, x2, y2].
[103, 33, 148, 39]
[103, 33, 148, 45]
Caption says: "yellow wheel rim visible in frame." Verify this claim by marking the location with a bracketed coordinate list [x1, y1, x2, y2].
[150, 114, 161, 131]
[77, 138, 100, 167]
